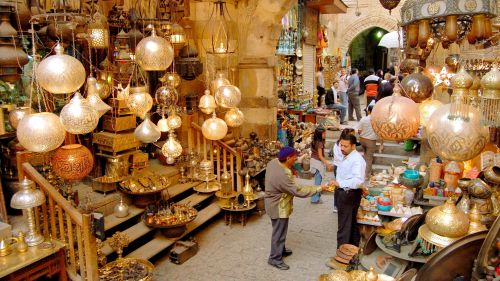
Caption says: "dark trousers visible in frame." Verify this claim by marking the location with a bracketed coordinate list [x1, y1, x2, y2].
[347, 93, 362, 121]
[269, 218, 289, 262]
[335, 188, 362, 247]
[317, 86, 325, 107]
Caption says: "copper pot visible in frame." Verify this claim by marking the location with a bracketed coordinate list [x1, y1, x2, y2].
[52, 144, 94, 181]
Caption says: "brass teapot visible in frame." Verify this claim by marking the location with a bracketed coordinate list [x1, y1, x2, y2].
[0, 237, 18, 256]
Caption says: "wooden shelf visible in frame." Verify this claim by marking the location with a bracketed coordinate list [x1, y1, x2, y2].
[357, 219, 382, 227]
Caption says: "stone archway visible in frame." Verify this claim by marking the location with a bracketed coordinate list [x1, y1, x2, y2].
[339, 15, 398, 55]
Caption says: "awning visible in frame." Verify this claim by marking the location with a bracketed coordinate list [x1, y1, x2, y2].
[378, 30, 404, 49]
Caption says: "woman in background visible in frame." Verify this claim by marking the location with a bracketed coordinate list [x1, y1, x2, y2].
[310, 127, 332, 204]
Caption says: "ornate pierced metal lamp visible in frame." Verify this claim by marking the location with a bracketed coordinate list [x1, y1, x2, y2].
[10, 178, 46, 246]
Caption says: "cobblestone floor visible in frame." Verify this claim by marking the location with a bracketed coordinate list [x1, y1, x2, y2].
[153, 177, 338, 281]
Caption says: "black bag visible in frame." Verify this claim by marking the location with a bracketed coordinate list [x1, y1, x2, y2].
[325, 89, 334, 105]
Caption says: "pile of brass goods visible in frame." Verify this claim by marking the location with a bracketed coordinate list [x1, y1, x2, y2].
[143, 203, 197, 228]
[100, 258, 154, 281]
[235, 134, 281, 177]
[119, 172, 171, 193]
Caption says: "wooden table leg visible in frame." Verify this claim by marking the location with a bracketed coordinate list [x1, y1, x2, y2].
[58, 249, 68, 281]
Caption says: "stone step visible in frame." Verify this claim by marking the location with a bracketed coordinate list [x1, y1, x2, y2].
[104, 205, 144, 231]
[177, 192, 213, 206]
[373, 153, 409, 166]
[126, 202, 221, 260]
[102, 221, 152, 256]
[162, 181, 203, 200]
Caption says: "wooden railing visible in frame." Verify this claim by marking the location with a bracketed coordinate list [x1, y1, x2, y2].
[189, 122, 243, 191]
[21, 163, 98, 281]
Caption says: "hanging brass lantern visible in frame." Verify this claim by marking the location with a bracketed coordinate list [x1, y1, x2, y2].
[51, 144, 94, 181]
[379, 0, 400, 14]
[134, 117, 161, 143]
[86, 77, 111, 117]
[419, 99, 443, 128]
[215, 85, 241, 108]
[169, 23, 186, 47]
[210, 72, 231, 93]
[17, 112, 66, 153]
[127, 86, 153, 119]
[87, 11, 109, 49]
[0, 4, 28, 82]
[371, 85, 420, 141]
[480, 65, 500, 126]
[60, 92, 99, 135]
[161, 131, 183, 159]
[157, 116, 170, 132]
[160, 72, 182, 88]
[9, 106, 31, 129]
[155, 85, 178, 109]
[175, 25, 203, 81]
[135, 27, 173, 71]
[401, 68, 433, 103]
[199, 90, 217, 115]
[166, 111, 182, 130]
[224, 108, 244, 127]
[202, 113, 228, 141]
[36, 43, 86, 95]
[201, 0, 237, 55]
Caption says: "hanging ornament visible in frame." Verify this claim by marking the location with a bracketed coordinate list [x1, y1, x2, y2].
[379, 0, 400, 14]
[135, 27, 174, 71]
[419, 99, 443, 127]
[169, 23, 186, 47]
[202, 113, 228, 140]
[201, 0, 237, 54]
[371, 85, 420, 141]
[224, 108, 244, 127]
[155, 85, 178, 109]
[160, 72, 182, 88]
[210, 72, 231, 93]
[87, 10, 109, 49]
[36, 43, 86, 94]
[215, 85, 241, 108]
[51, 144, 94, 181]
[17, 112, 66, 153]
[86, 77, 111, 117]
[480, 65, 500, 126]
[161, 131, 183, 159]
[157, 116, 170, 132]
[127, 86, 153, 119]
[401, 68, 433, 103]
[0, 5, 29, 82]
[166, 111, 182, 130]
[96, 78, 112, 100]
[60, 92, 99, 134]
[134, 117, 161, 143]
[199, 90, 217, 114]
[9, 107, 32, 129]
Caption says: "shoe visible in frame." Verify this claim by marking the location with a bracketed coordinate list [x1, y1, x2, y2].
[283, 248, 293, 257]
[268, 260, 290, 270]
[348, 118, 355, 121]
[333, 208, 338, 213]
[311, 199, 323, 204]
[340, 121, 348, 125]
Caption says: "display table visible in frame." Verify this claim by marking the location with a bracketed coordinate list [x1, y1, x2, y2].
[221, 202, 256, 227]
[375, 235, 427, 264]
[0, 240, 67, 280]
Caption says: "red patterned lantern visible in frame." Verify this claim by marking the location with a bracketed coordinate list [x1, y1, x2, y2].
[52, 144, 94, 181]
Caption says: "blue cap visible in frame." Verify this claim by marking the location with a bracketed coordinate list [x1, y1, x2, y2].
[278, 146, 297, 161]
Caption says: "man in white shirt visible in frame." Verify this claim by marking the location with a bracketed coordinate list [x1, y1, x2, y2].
[316, 67, 325, 107]
[328, 134, 366, 248]
[358, 105, 382, 179]
[338, 68, 349, 109]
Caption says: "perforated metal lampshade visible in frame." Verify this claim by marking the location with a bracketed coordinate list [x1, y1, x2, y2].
[11, 178, 45, 209]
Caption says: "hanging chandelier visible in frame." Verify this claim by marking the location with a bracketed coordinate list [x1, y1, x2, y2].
[401, 0, 497, 49]
[87, 10, 109, 49]
[202, 0, 237, 55]
[135, 26, 174, 71]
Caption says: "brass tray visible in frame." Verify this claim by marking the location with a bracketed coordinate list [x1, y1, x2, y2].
[143, 207, 198, 229]
[100, 258, 154, 281]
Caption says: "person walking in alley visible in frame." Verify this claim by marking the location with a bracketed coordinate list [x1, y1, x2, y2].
[347, 68, 362, 121]
[358, 105, 382, 179]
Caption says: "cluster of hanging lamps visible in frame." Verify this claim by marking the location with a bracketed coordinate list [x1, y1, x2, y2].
[427, 66, 489, 161]
[60, 92, 99, 134]
[36, 43, 86, 95]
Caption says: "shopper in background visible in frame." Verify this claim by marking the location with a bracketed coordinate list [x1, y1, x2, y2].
[328, 134, 366, 247]
[325, 81, 347, 125]
[265, 147, 330, 270]
[376, 75, 395, 101]
[363, 69, 382, 111]
[347, 68, 362, 121]
[338, 68, 349, 110]
[358, 105, 382, 179]
[316, 66, 326, 107]
[310, 127, 333, 204]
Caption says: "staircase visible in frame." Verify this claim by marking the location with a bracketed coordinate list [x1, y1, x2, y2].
[100, 170, 221, 262]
